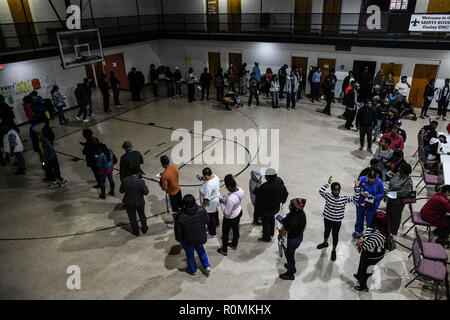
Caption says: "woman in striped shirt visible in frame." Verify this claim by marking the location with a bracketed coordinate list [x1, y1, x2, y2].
[354, 212, 389, 292]
[317, 176, 361, 261]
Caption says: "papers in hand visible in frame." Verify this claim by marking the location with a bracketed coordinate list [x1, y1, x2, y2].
[387, 191, 398, 199]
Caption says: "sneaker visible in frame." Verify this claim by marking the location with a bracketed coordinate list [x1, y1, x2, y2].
[99, 194, 106, 199]
[48, 182, 59, 189]
[359, 146, 363, 151]
[207, 233, 217, 239]
[217, 248, 228, 256]
[93, 184, 101, 189]
[228, 243, 237, 250]
[167, 223, 175, 229]
[316, 242, 329, 249]
[76, 116, 81, 121]
[420, 115, 424, 119]
[443, 117, 447, 121]
[279, 273, 295, 281]
[141, 227, 148, 234]
[186, 268, 196, 276]
[205, 266, 211, 272]
[424, 115, 430, 118]
[116, 104, 123, 108]
[331, 250, 337, 261]
[436, 116, 441, 120]
[83, 119, 89, 122]
[367, 148, 372, 154]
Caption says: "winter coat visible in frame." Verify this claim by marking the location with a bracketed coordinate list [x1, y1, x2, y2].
[249, 170, 262, 205]
[357, 175, 384, 210]
[175, 205, 209, 246]
[82, 137, 99, 168]
[284, 75, 299, 93]
[51, 91, 66, 107]
[97, 149, 115, 174]
[3, 129, 23, 153]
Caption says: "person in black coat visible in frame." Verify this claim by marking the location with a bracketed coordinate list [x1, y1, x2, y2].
[149, 64, 159, 97]
[98, 73, 110, 112]
[358, 67, 372, 102]
[322, 79, 335, 115]
[109, 71, 122, 106]
[75, 83, 88, 121]
[119, 167, 149, 236]
[0, 95, 19, 133]
[119, 141, 144, 181]
[128, 67, 141, 101]
[175, 194, 211, 275]
[165, 66, 175, 99]
[215, 68, 225, 103]
[356, 100, 377, 153]
[345, 83, 361, 130]
[420, 79, 437, 118]
[81, 129, 100, 188]
[200, 67, 212, 101]
[254, 168, 288, 242]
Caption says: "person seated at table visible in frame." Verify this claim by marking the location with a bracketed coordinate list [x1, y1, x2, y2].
[379, 127, 404, 151]
[420, 121, 438, 155]
[420, 185, 450, 246]
[359, 159, 383, 181]
[427, 133, 450, 161]
[384, 150, 407, 180]
[373, 137, 393, 180]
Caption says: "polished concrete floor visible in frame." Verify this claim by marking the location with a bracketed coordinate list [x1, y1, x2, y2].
[0, 86, 448, 300]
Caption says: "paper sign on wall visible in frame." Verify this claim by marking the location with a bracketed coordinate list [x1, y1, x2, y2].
[409, 14, 450, 32]
[23, 80, 32, 91]
[112, 62, 117, 67]
[31, 78, 41, 90]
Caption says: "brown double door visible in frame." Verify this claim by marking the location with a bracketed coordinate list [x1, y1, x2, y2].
[208, 52, 221, 84]
[103, 53, 128, 90]
[294, 0, 312, 33]
[322, 0, 342, 35]
[317, 58, 336, 94]
[410, 64, 439, 108]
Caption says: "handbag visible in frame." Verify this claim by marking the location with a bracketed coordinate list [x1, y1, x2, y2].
[399, 191, 416, 204]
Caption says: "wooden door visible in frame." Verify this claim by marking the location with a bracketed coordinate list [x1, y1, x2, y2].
[228, 53, 242, 74]
[427, 0, 450, 13]
[322, 0, 342, 35]
[410, 64, 439, 108]
[294, 0, 312, 33]
[380, 63, 402, 86]
[291, 56, 308, 73]
[208, 52, 221, 84]
[317, 58, 336, 95]
[103, 53, 128, 90]
[228, 0, 241, 32]
[7, 0, 37, 49]
[206, 0, 220, 32]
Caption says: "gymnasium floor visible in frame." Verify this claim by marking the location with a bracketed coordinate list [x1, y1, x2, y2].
[0, 87, 448, 300]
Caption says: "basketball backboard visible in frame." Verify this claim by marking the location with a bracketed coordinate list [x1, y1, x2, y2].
[56, 28, 104, 69]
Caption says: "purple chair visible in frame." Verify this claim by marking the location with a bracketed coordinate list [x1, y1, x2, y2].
[416, 163, 443, 196]
[403, 203, 431, 241]
[413, 146, 438, 171]
[412, 132, 424, 158]
[405, 239, 447, 300]
[410, 227, 448, 262]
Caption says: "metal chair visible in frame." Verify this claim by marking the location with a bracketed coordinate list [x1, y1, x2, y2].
[408, 227, 448, 263]
[403, 203, 432, 241]
[412, 132, 424, 158]
[413, 146, 439, 171]
[416, 163, 443, 196]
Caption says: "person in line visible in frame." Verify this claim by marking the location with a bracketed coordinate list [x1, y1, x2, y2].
[119, 141, 144, 182]
[217, 174, 244, 256]
[35, 127, 66, 188]
[284, 70, 298, 110]
[379, 126, 404, 151]
[149, 64, 159, 97]
[263, 67, 273, 97]
[200, 67, 212, 101]
[373, 100, 389, 143]
[356, 100, 377, 153]
[317, 177, 360, 261]
[248, 72, 260, 106]
[384, 150, 407, 180]
[295, 66, 306, 100]
[98, 73, 110, 112]
[254, 168, 288, 242]
[372, 69, 384, 91]
[393, 120, 407, 143]
[420, 120, 438, 155]
[252, 62, 261, 87]
[96, 143, 116, 199]
[50, 86, 68, 125]
[83, 78, 94, 116]
[324, 69, 337, 103]
[354, 212, 389, 291]
[174, 66, 183, 98]
[109, 71, 122, 107]
[22, 95, 33, 122]
[395, 76, 411, 100]
[199, 167, 220, 238]
[386, 163, 413, 235]
[342, 71, 355, 98]
[175, 194, 211, 275]
[322, 78, 335, 115]
[358, 66, 372, 102]
[270, 74, 280, 108]
[3, 125, 25, 174]
[353, 169, 384, 238]
[227, 64, 236, 92]
[420, 185, 450, 246]
[249, 170, 262, 225]
[373, 137, 393, 179]
[239, 63, 249, 95]
[81, 129, 100, 188]
[279, 198, 307, 280]
[160, 155, 182, 229]
[384, 72, 395, 94]
[75, 83, 89, 122]
[128, 67, 141, 101]
[185, 67, 197, 103]
[380, 107, 398, 134]
[310, 67, 322, 103]
[215, 68, 225, 103]
[345, 82, 361, 130]
[165, 66, 175, 99]
[119, 167, 149, 236]
[278, 64, 288, 100]
[436, 78, 450, 121]
[359, 159, 383, 181]
[420, 79, 437, 119]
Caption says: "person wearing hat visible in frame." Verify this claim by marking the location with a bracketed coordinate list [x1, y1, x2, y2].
[185, 67, 197, 103]
[119, 141, 144, 182]
[393, 119, 406, 142]
[80, 129, 100, 188]
[254, 168, 289, 242]
[278, 198, 307, 280]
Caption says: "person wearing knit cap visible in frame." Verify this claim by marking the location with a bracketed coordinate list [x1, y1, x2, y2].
[278, 198, 307, 280]
[254, 168, 289, 242]
[119, 141, 143, 182]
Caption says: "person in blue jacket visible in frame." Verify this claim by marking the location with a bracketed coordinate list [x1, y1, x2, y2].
[96, 143, 116, 199]
[352, 169, 385, 238]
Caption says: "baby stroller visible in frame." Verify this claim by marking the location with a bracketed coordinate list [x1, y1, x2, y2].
[223, 91, 243, 111]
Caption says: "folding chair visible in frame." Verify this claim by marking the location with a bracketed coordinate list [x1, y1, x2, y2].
[416, 163, 443, 196]
[413, 227, 447, 263]
[412, 132, 424, 158]
[413, 146, 439, 171]
[403, 203, 431, 241]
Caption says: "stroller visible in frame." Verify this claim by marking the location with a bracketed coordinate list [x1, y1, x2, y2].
[223, 91, 243, 111]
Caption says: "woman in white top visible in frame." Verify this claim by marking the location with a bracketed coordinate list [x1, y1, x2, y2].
[217, 174, 244, 256]
[271, 74, 280, 109]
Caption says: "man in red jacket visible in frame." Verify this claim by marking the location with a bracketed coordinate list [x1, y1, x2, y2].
[379, 127, 404, 151]
[420, 185, 450, 245]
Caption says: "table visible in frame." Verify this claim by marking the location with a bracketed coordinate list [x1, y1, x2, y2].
[440, 134, 450, 185]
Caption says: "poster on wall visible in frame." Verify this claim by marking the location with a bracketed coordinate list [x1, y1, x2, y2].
[183, 57, 192, 65]
[0, 85, 15, 105]
[206, 0, 218, 14]
[409, 14, 450, 32]
[31, 78, 41, 90]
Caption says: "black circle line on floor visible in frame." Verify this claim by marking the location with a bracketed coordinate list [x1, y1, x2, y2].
[0, 105, 261, 241]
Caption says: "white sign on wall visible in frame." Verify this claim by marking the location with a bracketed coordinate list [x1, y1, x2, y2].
[409, 14, 450, 32]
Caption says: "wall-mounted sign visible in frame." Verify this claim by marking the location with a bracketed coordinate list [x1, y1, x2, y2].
[112, 62, 117, 67]
[409, 14, 450, 32]
[206, 0, 219, 14]
[31, 78, 41, 90]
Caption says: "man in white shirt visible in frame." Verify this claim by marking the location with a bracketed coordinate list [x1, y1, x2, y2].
[427, 133, 450, 161]
[199, 167, 220, 238]
[394, 76, 411, 99]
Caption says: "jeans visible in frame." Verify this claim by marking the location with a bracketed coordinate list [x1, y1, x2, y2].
[221, 211, 242, 253]
[324, 218, 341, 246]
[152, 83, 159, 97]
[285, 235, 303, 275]
[297, 86, 302, 99]
[355, 204, 377, 234]
[182, 244, 210, 273]
[437, 99, 449, 118]
[207, 211, 219, 235]
[175, 82, 182, 96]
[89, 165, 101, 185]
[188, 84, 195, 102]
[356, 250, 384, 289]
[45, 157, 63, 182]
[169, 190, 183, 214]
[56, 105, 67, 124]
[359, 125, 373, 149]
[77, 105, 87, 120]
[167, 81, 174, 98]
[99, 171, 114, 188]
[15, 152, 25, 171]
[126, 204, 147, 236]
[86, 96, 93, 115]
[131, 86, 140, 101]
[373, 119, 382, 141]
[272, 91, 279, 107]
[345, 109, 356, 129]
[323, 95, 333, 115]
